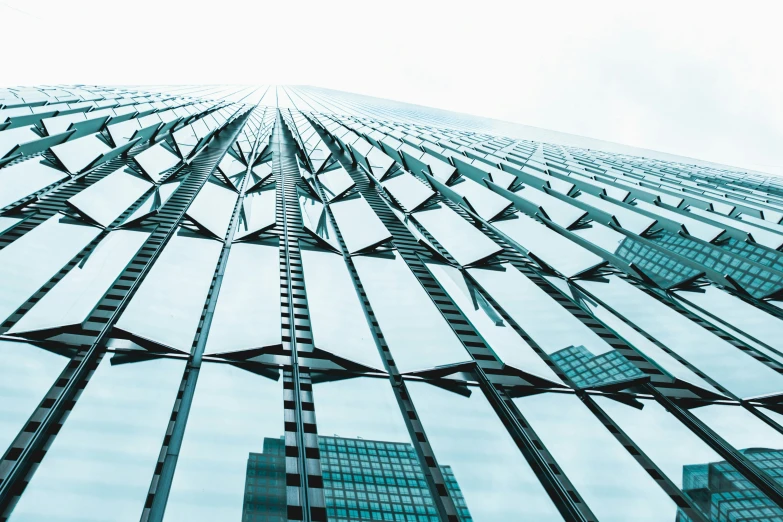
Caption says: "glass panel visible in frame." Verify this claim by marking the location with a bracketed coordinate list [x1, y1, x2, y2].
[299, 190, 339, 250]
[570, 282, 722, 395]
[0, 126, 39, 159]
[449, 177, 511, 221]
[163, 363, 283, 521]
[330, 194, 391, 254]
[515, 393, 677, 522]
[186, 178, 238, 239]
[133, 143, 180, 183]
[0, 341, 69, 455]
[688, 207, 783, 250]
[116, 231, 223, 351]
[512, 185, 586, 229]
[122, 181, 181, 225]
[424, 261, 563, 384]
[235, 188, 275, 240]
[493, 213, 605, 277]
[676, 285, 783, 355]
[576, 192, 657, 235]
[301, 247, 383, 369]
[50, 133, 110, 174]
[0, 160, 69, 209]
[317, 167, 355, 202]
[314, 377, 442, 522]
[635, 200, 724, 242]
[692, 404, 783, 453]
[9, 230, 149, 335]
[67, 168, 152, 227]
[594, 396, 722, 489]
[578, 275, 783, 398]
[381, 172, 435, 212]
[0, 215, 101, 323]
[173, 125, 199, 158]
[352, 252, 469, 372]
[407, 381, 564, 521]
[0, 215, 24, 235]
[8, 357, 184, 522]
[469, 264, 644, 388]
[413, 204, 501, 266]
[204, 241, 281, 355]
[572, 222, 625, 254]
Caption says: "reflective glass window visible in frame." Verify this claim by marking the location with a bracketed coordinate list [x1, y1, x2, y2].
[317, 167, 354, 201]
[0, 215, 101, 323]
[8, 357, 184, 521]
[407, 381, 564, 521]
[578, 276, 783, 398]
[0, 160, 69, 209]
[493, 213, 605, 277]
[450, 177, 511, 221]
[469, 264, 644, 388]
[116, 232, 222, 351]
[330, 194, 391, 254]
[413, 204, 501, 266]
[50, 134, 110, 174]
[235, 188, 276, 240]
[576, 192, 657, 235]
[381, 172, 435, 213]
[163, 363, 283, 521]
[186, 179, 238, 239]
[515, 393, 677, 521]
[301, 247, 382, 369]
[0, 341, 69, 455]
[9, 230, 149, 335]
[204, 241, 281, 355]
[424, 261, 562, 384]
[134, 143, 180, 183]
[352, 252, 469, 372]
[67, 168, 151, 227]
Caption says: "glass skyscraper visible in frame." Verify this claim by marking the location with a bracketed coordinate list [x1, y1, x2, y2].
[1, 84, 783, 522]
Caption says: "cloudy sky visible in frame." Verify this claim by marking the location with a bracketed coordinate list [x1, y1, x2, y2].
[2, 0, 782, 175]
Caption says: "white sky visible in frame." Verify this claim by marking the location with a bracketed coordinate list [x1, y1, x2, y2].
[2, 0, 782, 175]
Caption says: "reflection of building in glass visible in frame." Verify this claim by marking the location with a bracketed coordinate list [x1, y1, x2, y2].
[549, 344, 643, 388]
[242, 437, 287, 522]
[675, 448, 783, 522]
[242, 435, 472, 522]
[616, 235, 703, 287]
[318, 435, 473, 522]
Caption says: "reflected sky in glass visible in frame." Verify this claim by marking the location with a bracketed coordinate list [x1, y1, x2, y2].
[0, 341, 69, 457]
[9, 357, 184, 522]
[408, 381, 564, 521]
[515, 393, 676, 522]
[163, 363, 282, 521]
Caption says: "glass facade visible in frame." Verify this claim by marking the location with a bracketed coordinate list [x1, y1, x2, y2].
[1, 84, 783, 522]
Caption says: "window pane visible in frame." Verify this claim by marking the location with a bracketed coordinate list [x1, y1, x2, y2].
[449, 177, 511, 221]
[330, 194, 391, 254]
[412, 204, 501, 266]
[515, 393, 677, 522]
[301, 247, 383, 369]
[50, 133, 110, 174]
[67, 168, 152, 227]
[0, 215, 101, 323]
[469, 264, 644, 388]
[204, 241, 281, 355]
[424, 261, 562, 384]
[578, 275, 783, 398]
[134, 143, 180, 183]
[9, 357, 184, 521]
[0, 160, 69, 209]
[407, 381, 564, 521]
[381, 172, 434, 212]
[314, 377, 444, 522]
[163, 363, 283, 521]
[116, 231, 222, 351]
[186, 179, 238, 239]
[317, 167, 354, 202]
[353, 253, 469, 372]
[235, 188, 275, 240]
[0, 341, 69, 456]
[9, 230, 149, 335]
[493, 213, 605, 278]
